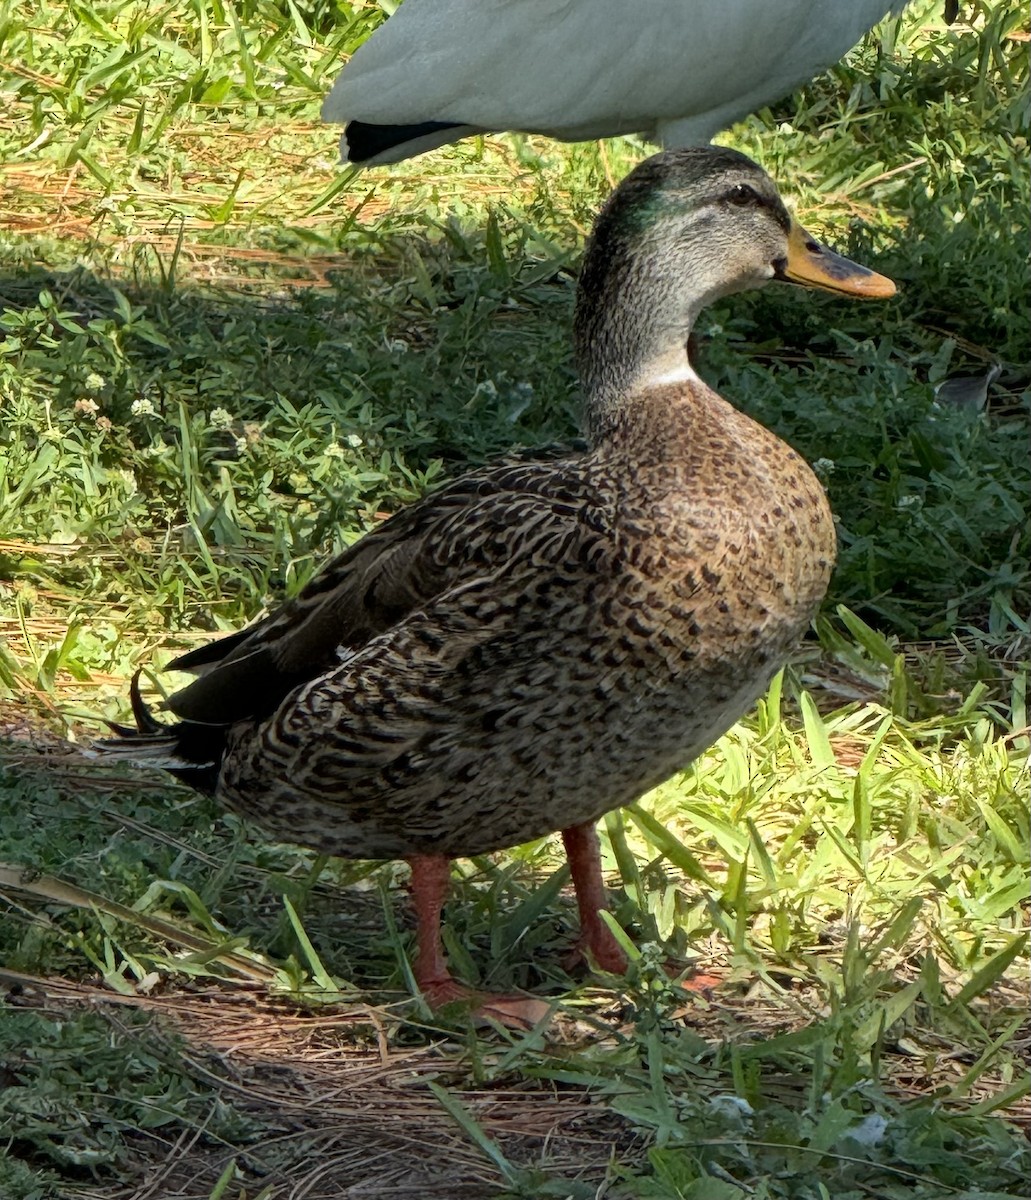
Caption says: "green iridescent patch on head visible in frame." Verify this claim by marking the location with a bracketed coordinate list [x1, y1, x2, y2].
[600, 146, 785, 244]
[613, 185, 682, 238]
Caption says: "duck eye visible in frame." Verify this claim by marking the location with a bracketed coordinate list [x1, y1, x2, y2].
[725, 183, 763, 208]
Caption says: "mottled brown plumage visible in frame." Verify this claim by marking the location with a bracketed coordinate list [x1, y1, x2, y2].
[99, 147, 894, 1016]
[208, 385, 833, 860]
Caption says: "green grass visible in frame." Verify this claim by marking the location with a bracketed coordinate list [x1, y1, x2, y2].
[1, 676, 1028, 1198]
[0, 1, 1029, 1197]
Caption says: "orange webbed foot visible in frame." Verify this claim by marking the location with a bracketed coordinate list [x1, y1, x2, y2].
[419, 974, 552, 1030]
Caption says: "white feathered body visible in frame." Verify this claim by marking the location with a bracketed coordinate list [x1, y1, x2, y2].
[323, 0, 904, 161]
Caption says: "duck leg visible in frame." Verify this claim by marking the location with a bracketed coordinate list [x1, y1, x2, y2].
[407, 854, 459, 1001]
[562, 822, 721, 992]
[561, 822, 629, 973]
[406, 854, 551, 1028]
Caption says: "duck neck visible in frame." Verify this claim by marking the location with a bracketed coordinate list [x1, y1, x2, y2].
[574, 246, 705, 441]
[573, 197, 763, 440]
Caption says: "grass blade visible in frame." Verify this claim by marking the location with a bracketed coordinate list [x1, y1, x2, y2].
[427, 1082, 521, 1185]
[949, 934, 1028, 1010]
[627, 804, 712, 884]
[282, 895, 344, 996]
[799, 689, 835, 768]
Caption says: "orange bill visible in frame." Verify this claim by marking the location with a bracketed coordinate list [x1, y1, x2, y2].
[778, 218, 896, 299]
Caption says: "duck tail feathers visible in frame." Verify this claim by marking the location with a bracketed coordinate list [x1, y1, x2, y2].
[92, 670, 224, 793]
[342, 119, 475, 165]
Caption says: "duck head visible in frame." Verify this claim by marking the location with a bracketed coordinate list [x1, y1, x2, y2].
[574, 147, 895, 432]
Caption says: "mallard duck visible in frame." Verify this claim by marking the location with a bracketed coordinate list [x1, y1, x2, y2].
[322, 0, 909, 165]
[101, 147, 894, 1023]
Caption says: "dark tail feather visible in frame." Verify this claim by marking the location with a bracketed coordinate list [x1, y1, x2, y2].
[343, 119, 468, 165]
[130, 668, 166, 733]
[94, 671, 225, 794]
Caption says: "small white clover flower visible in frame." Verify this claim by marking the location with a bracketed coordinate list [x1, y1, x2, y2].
[325, 443, 346, 459]
[507, 380, 536, 421]
[234, 436, 250, 455]
[209, 407, 234, 430]
[131, 397, 156, 417]
[709, 1094, 755, 1119]
[849, 1114, 888, 1147]
[84, 372, 106, 392]
[345, 432, 364, 448]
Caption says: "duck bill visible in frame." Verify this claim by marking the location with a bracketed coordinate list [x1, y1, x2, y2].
[777, 219, 896, 299]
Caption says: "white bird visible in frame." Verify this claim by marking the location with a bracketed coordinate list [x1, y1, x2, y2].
[322, 0, 910, 166]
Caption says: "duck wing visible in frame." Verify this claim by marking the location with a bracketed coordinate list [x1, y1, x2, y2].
[164, 449, 600, 727]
